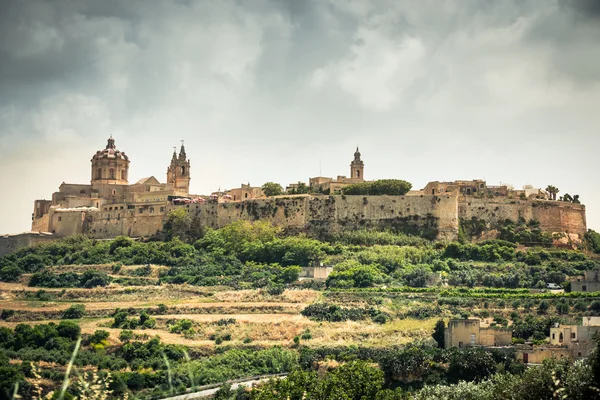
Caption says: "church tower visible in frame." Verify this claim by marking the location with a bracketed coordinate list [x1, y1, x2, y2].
[167, 143, 191, 195]
[350, 147, 364, 182]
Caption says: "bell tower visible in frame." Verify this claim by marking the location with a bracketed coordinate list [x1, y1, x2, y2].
[167, 141, 191, 195]
[350, 147, 364, 182]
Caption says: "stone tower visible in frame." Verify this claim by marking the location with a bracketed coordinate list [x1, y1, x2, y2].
[167, 143, 191, 195]
[350, 147, 364, 182]
[91, 136, 130, 185]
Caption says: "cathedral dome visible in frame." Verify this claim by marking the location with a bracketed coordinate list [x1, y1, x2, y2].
[92, 137, 129, 162]
[91, 136, 130, 184]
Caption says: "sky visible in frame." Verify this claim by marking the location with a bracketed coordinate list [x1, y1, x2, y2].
[0, 0, 599, 234]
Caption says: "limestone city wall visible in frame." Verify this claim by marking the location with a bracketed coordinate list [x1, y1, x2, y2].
[0, 232, 56, 257]
[459, 197, 586, 237]
[33, 195, 586, 244]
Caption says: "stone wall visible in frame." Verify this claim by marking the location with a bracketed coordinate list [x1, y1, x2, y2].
[0, 232, 56, 257]
[33, 195, 586, 244]
[459, 197, 586, 238]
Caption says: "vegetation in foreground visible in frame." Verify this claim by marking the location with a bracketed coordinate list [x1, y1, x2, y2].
[1, 220, 600, 398]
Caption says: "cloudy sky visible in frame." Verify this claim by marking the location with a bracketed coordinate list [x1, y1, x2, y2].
[0, 0, 599, 234]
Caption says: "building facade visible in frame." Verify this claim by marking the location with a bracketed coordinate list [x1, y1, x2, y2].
[444, 319, 512, 349]
[31, 137, 193, 236]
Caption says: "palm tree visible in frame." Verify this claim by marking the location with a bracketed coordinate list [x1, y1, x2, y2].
[545, 185, 560, 201]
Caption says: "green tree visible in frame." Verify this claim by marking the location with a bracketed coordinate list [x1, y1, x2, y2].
[545, 185, 559, 201]
[342, 179, 412, 196]
[288, 182, 311, 195]
[432, 320, 445, 348]
[447, 347, 496, 383]
[62, 304, 86, 319]
[163, 208, 204, 242]
[262, 182, 284, 197]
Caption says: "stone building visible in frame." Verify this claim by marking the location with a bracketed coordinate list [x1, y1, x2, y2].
[571, 267, 600, 292]
[516, 317, 600, 364]
[31, 137, 193, 235]
[444, 319, 512, 349]
[308, 147, 368, 194]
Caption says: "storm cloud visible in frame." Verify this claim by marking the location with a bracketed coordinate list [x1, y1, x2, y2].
[0, 0, 599, 233]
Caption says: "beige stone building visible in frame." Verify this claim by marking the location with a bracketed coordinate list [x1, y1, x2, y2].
[31, 137, 193, 236]
[571, 267, 600, 292]
[307, 148, 367, 194]
[444, 319, 512, 349]
[516, 317, 600, 364]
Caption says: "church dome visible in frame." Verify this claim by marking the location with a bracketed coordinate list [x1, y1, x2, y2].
[92, 137, 129, 162]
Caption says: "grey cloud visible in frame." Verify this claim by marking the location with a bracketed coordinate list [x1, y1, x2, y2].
[0, 0, 599, 234]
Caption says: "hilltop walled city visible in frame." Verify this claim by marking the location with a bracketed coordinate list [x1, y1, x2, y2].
[0, 136, 587, 255]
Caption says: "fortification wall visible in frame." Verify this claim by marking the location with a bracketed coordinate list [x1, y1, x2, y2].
[35, 195, 585, 244]
[532, 201, 586, 237]
[459, 197, 586, 238]
[163, 194, 459, 240]
[0, 233, 56, 257]
[31, 214, 50, 232]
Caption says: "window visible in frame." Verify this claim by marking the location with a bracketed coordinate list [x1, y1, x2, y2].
[121, 169, 126, 180]
[96, 168, 102, 179]
[109, 207, 112, 211]
[139, 208, 144, 214]
[458, 342, 463, 348]
[149, 207, 155, 214]
[559, 332, 563, 342]
[58, 216, 62, 222]
[583, 285, 587, 292]
[571, 333, 576, 339]
[112, 189, 116, 195]
[160, 207, 165, 212]
[432, 189, 435, 195]
[552, 333, 555, 340]
[109, 169, 115, 179]
[245, 193, 248, 199]
[356, 170, 360, 178]
[181, 166, 186, 176]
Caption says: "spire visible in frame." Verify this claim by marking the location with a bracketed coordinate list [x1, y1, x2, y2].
[353, 146, 362, 163]
[172, 146, 177, 162]
[106, 135, 116, 149]
[178, 140, 187, 160]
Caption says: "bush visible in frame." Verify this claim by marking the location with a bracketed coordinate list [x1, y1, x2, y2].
[119, 330, 134, 343]
[62, 304, 86, 319]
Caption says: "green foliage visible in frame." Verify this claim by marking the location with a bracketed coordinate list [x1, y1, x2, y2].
[301, 303, 378, 322]
[112, 309, 156, 330]
[163, 208, 204, 242]
[341, 179, 412, 196]
[496, 219, 553, 245]
[62, 304, 86, 319]
[261, 182, 284, 197]
[252, 361, 385, 400]
[432, 320, 445, 348]
[29, 269, 111, 288]
[585, 230, 600, 254]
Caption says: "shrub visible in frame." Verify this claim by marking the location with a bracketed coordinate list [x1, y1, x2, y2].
[62, 304, 86, 319]
[119, 330, 134, 343]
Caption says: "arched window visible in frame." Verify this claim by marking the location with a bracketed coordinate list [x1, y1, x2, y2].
[112, 189, 116, 195]
[559, 332, 564, 342]
[245, 193, 248, 199]
[181, 166, 186, 176]
[96, 168, 102, 179]
[149, 207, 155, 214]
[356, 170, 360, 178]
[121, 169, 126, 180]
[109, 169, 115, 179]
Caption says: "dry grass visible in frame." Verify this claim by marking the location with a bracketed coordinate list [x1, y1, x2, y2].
[213, 289, 319, 304]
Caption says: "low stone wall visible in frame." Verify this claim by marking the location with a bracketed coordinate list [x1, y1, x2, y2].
[0, 232, 56, 257]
